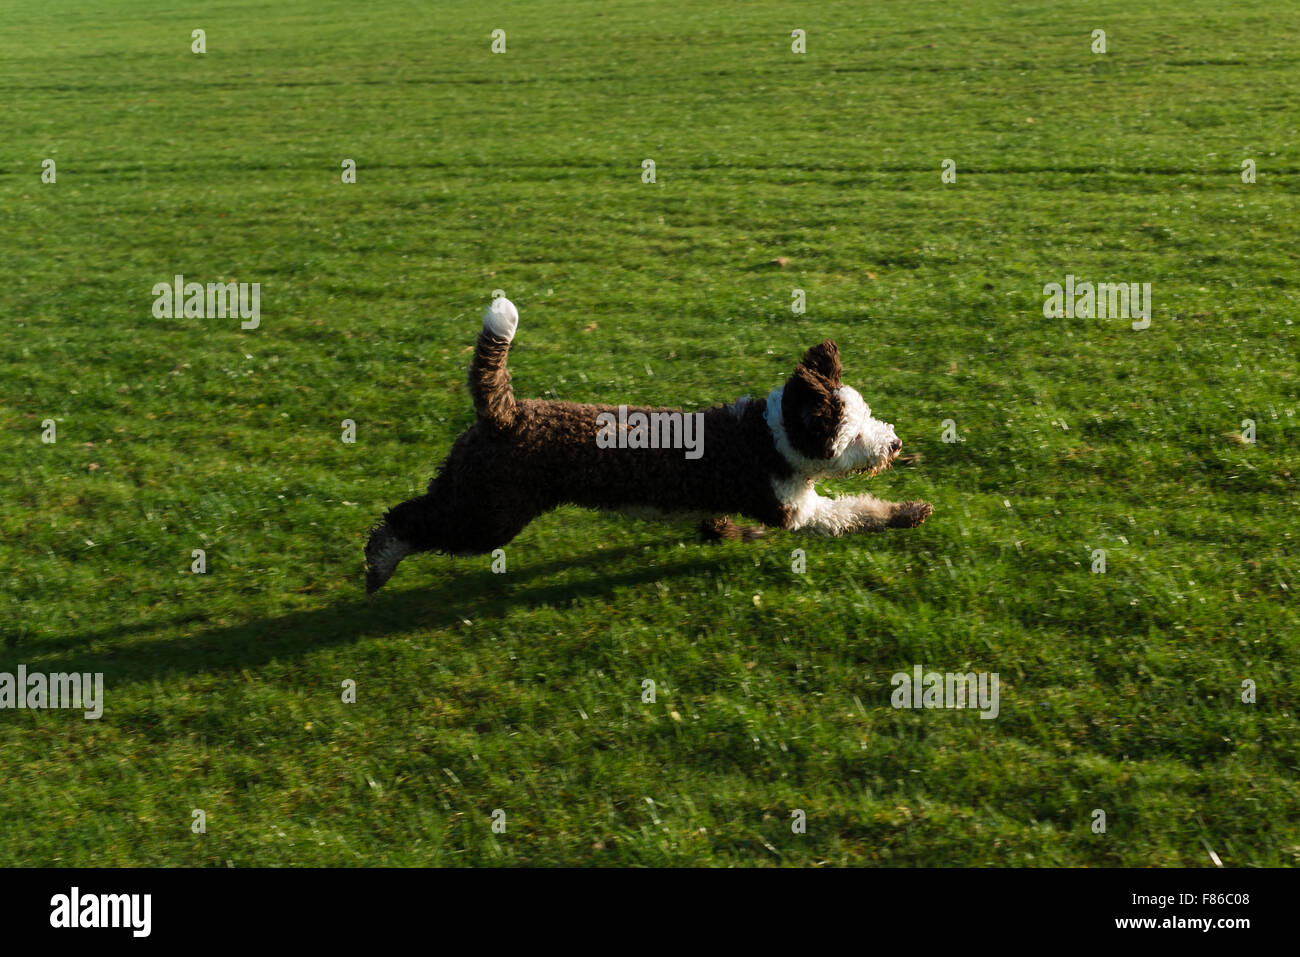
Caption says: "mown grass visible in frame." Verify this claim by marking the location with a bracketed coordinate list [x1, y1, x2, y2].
[0, 0, 1296, 866]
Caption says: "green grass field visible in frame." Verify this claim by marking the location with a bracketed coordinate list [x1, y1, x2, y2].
[1, 0, 1297, 866]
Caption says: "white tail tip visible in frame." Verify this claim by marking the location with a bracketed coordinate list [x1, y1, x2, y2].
[483, 296, 519, 340]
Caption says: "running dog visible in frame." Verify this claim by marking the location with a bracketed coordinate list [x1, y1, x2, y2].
[365, 297, 931, 592]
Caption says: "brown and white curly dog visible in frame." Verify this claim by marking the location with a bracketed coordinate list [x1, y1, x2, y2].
[365, 297, 932, 592]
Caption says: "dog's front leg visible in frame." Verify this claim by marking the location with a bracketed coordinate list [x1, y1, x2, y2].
[788, 493, 931, 536]
[700, 516, 766, 542]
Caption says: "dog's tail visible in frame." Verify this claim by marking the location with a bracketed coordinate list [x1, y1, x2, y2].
[469, 296, 520, 430]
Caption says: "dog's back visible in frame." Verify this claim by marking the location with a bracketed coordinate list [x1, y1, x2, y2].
[445, 395, 789, 521]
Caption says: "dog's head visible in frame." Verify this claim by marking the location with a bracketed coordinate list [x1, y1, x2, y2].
[768, 340, 902, 478]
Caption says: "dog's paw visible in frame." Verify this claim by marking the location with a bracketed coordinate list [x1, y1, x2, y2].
[888, 501, 933, 529]
[483, 296, 519, 341]
[700, 517, 767, 542]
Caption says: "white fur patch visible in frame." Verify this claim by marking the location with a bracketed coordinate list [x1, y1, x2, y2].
[770, 477, 892, 534]
[770, 475, 821, 530]
[834, 385, 900, 472]
[484, 296, 519, 340]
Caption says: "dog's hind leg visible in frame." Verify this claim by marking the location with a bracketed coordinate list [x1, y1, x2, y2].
[366, 489, 468, 593]
[366, 483, 543, 593]
[365, 519, 413, 595]
[365, 492, 440, 594]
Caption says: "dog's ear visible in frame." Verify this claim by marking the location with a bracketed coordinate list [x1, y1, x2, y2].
[797, 339, 842, 386]
[782, 358, 844, 460]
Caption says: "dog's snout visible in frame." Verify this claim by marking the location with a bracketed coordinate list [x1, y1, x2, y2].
[889, 438, 902, 454]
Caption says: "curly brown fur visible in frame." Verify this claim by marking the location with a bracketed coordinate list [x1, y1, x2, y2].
[469, 330, 517, 431]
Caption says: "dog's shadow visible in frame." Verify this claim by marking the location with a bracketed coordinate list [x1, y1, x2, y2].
[6, 545, 735, 685]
